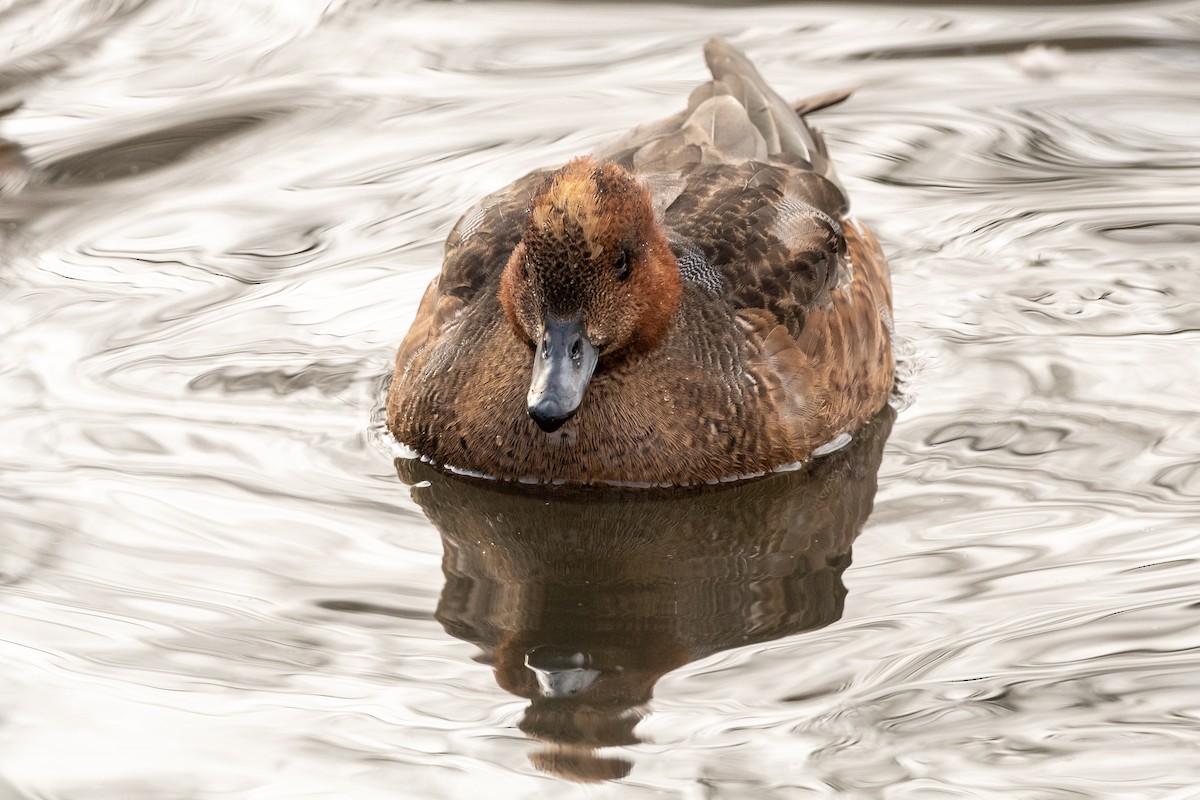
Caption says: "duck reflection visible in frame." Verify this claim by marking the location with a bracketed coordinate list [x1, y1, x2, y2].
[396, 407, 893, 782]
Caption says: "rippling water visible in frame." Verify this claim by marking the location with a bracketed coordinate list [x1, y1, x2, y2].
[2, 1, 1199, 797]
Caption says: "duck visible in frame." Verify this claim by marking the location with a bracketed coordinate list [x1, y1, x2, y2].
[387, 39, 894, 487]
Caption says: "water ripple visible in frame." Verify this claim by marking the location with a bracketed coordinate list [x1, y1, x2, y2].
[1, 1, 1199, 797]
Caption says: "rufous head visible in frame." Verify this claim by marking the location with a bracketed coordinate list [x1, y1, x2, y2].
[499, 156, 681, 432]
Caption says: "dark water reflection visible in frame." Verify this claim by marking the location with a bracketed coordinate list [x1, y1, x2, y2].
[393, 410, 891, 781]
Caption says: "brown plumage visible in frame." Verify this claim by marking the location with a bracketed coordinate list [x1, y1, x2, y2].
[387, 39, 894, 486]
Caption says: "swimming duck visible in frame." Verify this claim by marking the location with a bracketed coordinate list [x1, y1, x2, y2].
[387, 39, 894, 486]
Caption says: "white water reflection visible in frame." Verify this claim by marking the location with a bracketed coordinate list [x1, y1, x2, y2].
[1, 1, 1199, 797]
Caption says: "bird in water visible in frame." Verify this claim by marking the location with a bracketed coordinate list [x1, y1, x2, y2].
[387, 39, 894, 487]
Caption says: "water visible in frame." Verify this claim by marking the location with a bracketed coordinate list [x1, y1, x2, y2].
[1, 1, 1198, 797]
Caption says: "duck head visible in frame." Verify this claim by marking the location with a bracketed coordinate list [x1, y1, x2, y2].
[499, 156, 681, 432]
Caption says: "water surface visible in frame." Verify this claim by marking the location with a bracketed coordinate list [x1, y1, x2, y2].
[1, 1, 1199, 797]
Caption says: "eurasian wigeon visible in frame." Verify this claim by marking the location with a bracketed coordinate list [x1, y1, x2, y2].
[387, 39, 894, 486]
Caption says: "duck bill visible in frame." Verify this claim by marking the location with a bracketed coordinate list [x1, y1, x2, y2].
[527, 314, 598, 433]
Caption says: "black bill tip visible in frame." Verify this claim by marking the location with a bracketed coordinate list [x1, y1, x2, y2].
[526, 314, 598, 433]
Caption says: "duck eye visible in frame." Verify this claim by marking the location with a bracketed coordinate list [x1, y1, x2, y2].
[614, 249, 632, 281]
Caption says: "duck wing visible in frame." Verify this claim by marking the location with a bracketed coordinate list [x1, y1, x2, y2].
[597, 40, 889, 448]
[598, 39, 853, 341]
[392, 169, 548, 373]
[661, 161, 846, 338]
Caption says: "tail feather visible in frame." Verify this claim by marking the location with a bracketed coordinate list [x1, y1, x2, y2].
[703, 40, 816, 159]
[597, 39, 852, 196]
[703, 39, 844, 190]
[793, 87, 855, 117]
